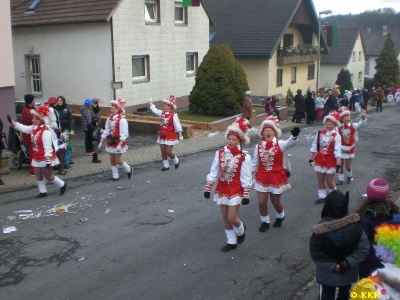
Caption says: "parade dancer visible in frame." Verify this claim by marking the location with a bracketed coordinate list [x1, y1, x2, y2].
[98, 98, 133, 181]
[9, 104, 67, 198]
[149, 95, 183, 171]
[336, 106, 367, 185]
[309, 111, 342, 204]
[252, 115, 300, 230]
[204, 117, 252, 252]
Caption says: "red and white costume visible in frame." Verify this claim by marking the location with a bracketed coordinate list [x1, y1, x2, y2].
[252, 137, 296, 194]
[150, 105, 182, 145]
[15, 123, 59, 167]
[206, 145, 252, 206]
[101, 113, 129, 154]
[310, 129, 341, 174]
[337, 107, 367, 159]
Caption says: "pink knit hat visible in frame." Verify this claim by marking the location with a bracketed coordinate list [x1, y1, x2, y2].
[366, 178, 389, 201]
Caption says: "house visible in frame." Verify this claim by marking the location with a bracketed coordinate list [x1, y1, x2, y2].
[1, 0, 16, 136]
[362, 27, 400, 80]
[320, 27, 367, 89]
[11, 0, 210, 112]
[202, 0, 329, 100]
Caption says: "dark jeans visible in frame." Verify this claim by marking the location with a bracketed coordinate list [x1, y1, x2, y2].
[376, 101, 382, 112]
[320, 284, 351, 300]
[84, 130, 93, 153]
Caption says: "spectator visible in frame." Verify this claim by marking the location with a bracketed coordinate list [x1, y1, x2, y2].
[375, 87, 385, 112]
[356, 178, 399, 278]
[22, 94, 35, 175]
[292, 89, 305, 123]
[315, 90, 326, 122]
[310, 190, 369, 300]
[55, 96, 75, 167]
[0, 117, 4, 185]
[80, 99, 95, 156]
[264, 96, 274, 115]
[305, 91, 316, 125]
[324, 90, 337, 117]
[242, 91, 253, 129]
[362, 88, 370, 110]
[270, 95, 283, 122]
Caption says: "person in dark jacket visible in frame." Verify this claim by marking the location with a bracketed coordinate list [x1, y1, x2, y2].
[55, 96, 74, 135]
[356, 178, 399, 278]
[305, 91, 316, 124]
[80, 99, 95, 156]
[324, 90, 337, 116]
[310, 190, 369, 300]
[292, 89, 305, 123]
[0, 117, 5, 185]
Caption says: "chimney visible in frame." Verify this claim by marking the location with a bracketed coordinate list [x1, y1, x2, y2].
[383, 26, 388, 35]
[366, 28, 371, 33]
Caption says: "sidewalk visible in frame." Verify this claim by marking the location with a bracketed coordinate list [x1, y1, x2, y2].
[0, 102, 392, 195]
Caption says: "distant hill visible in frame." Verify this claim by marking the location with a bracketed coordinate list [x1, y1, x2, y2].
[322, 8, 400, 31]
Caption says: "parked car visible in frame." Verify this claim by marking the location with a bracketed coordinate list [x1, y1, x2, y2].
[15, 98, 46, 123]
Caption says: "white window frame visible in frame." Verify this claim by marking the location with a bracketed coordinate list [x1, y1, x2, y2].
[358, 71, 363, 82]
[352, 52, 356, 62]
[145, 0, 159, 23]
[308, 64, 315, 80]
[365, 61, 370, 76]
[186, 52, 198, 76]
[291, 67, 296, 83]
[175, 2, 187, 25]
[29, 56, 42, 95]
[276, 69, 283, 87]
[132, 55, 150, 83]
[358, 51, 362, 61]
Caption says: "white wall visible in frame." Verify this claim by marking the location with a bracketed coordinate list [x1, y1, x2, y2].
[0, 1, 15, 88]
[347, 33, 365, 88]
[112, 0, 210, 106]
[320, 64, 344, 88]
[12, 23, 113, 105]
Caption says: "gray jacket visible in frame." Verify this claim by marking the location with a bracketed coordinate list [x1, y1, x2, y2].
[310, 213, 369, 286]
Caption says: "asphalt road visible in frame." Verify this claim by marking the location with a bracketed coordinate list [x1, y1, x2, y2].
[0, 106, 399, 299]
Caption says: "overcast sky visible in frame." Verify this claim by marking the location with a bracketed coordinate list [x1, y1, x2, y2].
[312, 0, 400, 15]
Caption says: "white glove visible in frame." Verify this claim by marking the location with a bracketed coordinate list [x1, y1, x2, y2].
[70, 130, 75, 136]
[149, 98, 153, 106]
[179, 135, 183, 142]
[98, 140, 103, 151]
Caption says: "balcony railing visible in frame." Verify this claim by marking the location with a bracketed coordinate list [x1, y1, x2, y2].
[277, 47, 320, 65]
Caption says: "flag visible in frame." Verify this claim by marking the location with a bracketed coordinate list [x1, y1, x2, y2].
[326, 25, 338, 47]
[183, 0, 201, 7]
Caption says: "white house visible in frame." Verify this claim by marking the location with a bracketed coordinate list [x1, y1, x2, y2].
[363, 27, 400, 80]
[11, 0, 210, 111]
[320, 27, 366, 89]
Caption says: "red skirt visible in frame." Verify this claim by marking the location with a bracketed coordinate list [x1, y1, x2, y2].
[314, 153, 336, 174]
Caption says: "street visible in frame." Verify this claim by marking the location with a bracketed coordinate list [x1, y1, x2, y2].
[1, 106, 399, 300]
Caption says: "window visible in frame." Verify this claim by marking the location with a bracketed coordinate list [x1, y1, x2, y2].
[308, 64, 315, 80]
[291, 67, 296, 83]
[365, 61, 370, 75]
[358, 51, 362, 61]
[283, 34, 293, 48]
[186, 52, 198, 76]
[30, 57, 41, 94]
[351, 73, 354, 82]
[175, 2, 187, 25]
[276, 69, 283, 87]
[132, 55, 150, 83]
[352, 52, 356, 62]
[145, 0, 159, 23]
[358, 71, 363, 82]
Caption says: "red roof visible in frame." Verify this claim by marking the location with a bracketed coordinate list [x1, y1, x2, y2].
[11, 0, 121, 27]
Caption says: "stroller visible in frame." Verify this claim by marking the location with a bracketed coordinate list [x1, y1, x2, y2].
[10, 131, 30, 170]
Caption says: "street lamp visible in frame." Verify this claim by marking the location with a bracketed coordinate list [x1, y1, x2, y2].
[317, 9, 332, 91]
